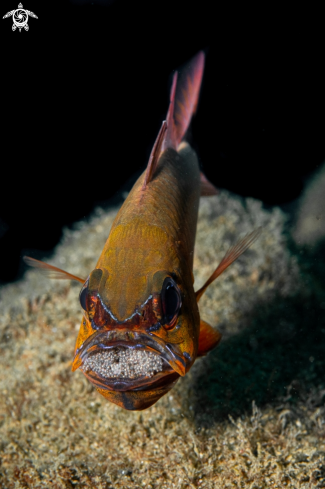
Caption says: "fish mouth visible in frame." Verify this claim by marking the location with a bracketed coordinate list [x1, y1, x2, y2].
[72, 329, 186, 392]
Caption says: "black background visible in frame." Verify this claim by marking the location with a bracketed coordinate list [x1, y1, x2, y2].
[0, 1, 324, 284]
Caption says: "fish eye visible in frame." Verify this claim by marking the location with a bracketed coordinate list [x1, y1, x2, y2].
[79, 280, 89, 311]
[161, 277, 181, 328]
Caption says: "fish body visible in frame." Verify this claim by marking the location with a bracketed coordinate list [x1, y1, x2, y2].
[73, 143, 202, 410]
[24, 52, 260, 410]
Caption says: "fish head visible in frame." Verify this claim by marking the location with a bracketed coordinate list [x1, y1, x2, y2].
[72, 266, 200, 410]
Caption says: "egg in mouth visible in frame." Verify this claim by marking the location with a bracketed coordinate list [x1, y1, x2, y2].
[81, 347, 163, 380]
[72, 329, 187, 392]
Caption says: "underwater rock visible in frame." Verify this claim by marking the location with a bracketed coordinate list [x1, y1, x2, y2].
[0, 190, 324, 488]
[293, 162, 325, 245]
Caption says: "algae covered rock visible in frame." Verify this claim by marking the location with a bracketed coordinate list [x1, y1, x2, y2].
[0, 189, 325, 489]
[293, 162, 325, 246]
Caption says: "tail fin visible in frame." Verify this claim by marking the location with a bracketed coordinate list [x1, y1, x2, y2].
[163, 51, 205, 151]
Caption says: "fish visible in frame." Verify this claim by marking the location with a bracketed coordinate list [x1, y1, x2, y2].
[24, 51, 261, 411]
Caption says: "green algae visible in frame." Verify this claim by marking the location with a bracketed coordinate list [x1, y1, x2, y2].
[0, 189, 325, 488]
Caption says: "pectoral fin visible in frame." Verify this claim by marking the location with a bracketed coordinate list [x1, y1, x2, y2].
[197, 319, 222, 357]
[195, 228, 262, 302]
[23, 256, 85, 284]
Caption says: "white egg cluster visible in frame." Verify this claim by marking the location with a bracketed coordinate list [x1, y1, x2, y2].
[82, 348, 163, 379]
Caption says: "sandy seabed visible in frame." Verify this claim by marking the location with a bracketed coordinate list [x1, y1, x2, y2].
[1, 190, 325, 489]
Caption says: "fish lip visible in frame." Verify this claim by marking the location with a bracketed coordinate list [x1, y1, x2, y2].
[72, 329, 186, 391]
[83, 365, 179, 392]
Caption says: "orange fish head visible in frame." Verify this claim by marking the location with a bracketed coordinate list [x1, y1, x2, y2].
[72, 267, 200, 410]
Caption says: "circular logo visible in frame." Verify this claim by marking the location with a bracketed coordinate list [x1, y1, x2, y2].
[13, 8, 28, 28]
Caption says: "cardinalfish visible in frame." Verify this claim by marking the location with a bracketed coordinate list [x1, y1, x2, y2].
[24, 52, 260, 411]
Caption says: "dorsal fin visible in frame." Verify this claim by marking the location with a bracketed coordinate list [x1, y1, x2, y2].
[142, 120, 167, 189]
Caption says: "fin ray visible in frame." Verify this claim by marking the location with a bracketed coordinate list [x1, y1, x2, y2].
[162, 51, 205, 152]
[142, 121, 167, 188]
[195, 228, 262, 302]
[163, 72, 178, 150]
[144, 51, 205, 184]
[23, 256, 85, 284]
[173, 51, 205, 146]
